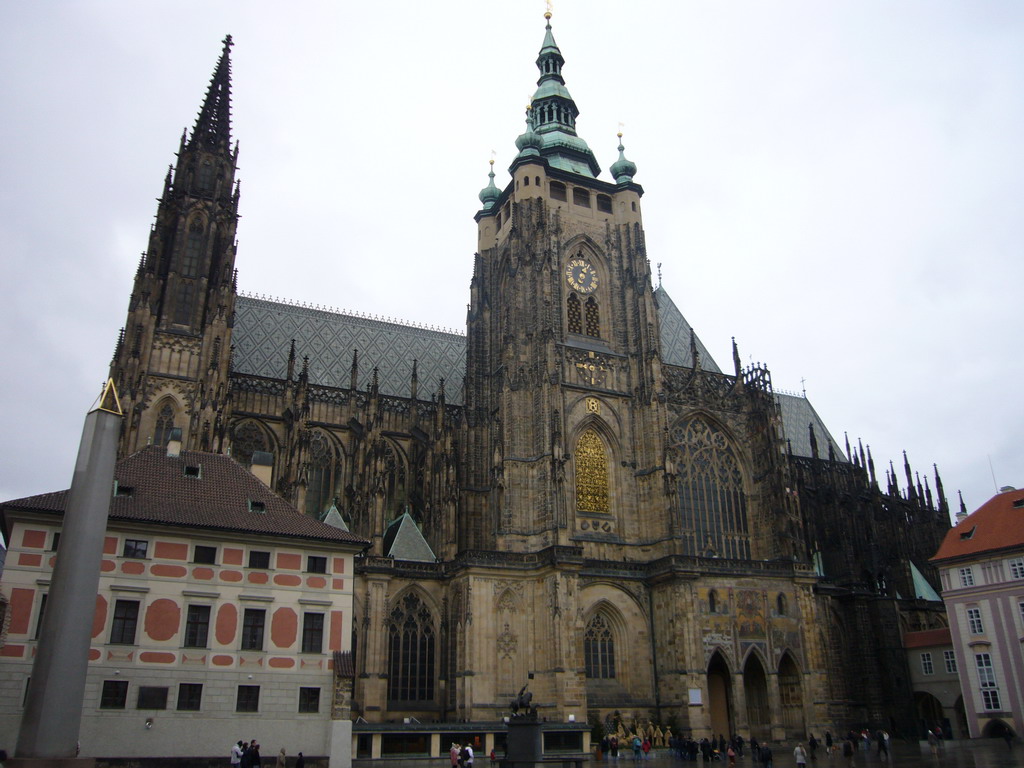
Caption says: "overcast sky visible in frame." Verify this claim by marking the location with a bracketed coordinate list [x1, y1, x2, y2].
[1, 1, 1021, 520]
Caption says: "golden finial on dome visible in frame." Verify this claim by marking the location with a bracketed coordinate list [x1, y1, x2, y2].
[545, 0, 553, 21]
[618, 121, 625, 140]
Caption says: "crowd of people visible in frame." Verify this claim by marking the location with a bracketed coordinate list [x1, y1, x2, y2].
[230, 740, 303, 768]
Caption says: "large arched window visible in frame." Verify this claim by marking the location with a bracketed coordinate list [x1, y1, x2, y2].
[671, 417, 750, 559]
[575, 429, 609, 514]
[307, 431, 342, 517]
[233, 421, 267, 468]
[153, 403, 175, 446]
[584, 613, 616, 679]
[387, 592, 436, 703]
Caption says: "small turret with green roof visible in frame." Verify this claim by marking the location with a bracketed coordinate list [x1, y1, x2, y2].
[610, 131, 638, 184]
[478, 158, 501, 210]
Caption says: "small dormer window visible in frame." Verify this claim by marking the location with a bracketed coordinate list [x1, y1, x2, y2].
[184, 464, 201, 479]
[1013, 498, 1024, 508]
[249, 500, 267, 514]
[959, 526, 976, 540]
[115, 483, 134, 497]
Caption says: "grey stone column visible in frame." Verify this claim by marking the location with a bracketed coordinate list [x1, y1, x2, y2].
[16, 384, 122, 759]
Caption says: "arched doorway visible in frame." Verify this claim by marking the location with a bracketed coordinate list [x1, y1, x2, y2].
[743, 653, 770, 742]
[778, 653, 805, 738]
[981, 720, 1016, 740]
[707, 652, 733, 739]
[913, 692, 944, 738]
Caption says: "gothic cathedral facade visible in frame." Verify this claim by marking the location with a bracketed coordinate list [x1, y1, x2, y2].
[109, 22, 951, 739]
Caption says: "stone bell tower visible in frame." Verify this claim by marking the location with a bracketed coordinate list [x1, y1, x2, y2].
[110, 36, 240, 455]
[463, 12, 671, 560]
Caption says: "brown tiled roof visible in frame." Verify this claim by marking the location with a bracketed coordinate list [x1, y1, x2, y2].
[931, 488, 1024, 562]
[903, 628, 952, 649]
[1, 446, 368, 547]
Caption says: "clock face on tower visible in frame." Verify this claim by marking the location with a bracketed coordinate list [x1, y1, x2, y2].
[565, 258, 598, 294]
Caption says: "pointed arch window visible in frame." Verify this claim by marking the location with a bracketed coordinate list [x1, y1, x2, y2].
[233, 421, 267, 468]
[307, 431, 342, 518]
[575, 429, 609, 514]
[174, 282, 195, 324]
[196, 161, 214, 193]
[387, 592, 436, 703]
[584, 297, 600, 337]
[671, 417, 751, 559]
[182, 221, 205, 278]
[376, 440, 407, 515]
[153, 404, 175, 446]
[584, 613, 616, 679]
[567, 293, 582, 334]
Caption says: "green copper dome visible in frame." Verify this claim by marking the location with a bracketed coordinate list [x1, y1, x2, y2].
[610, 135, 638, 184]
[478, 162, 501, 209]
[515, 109, 543, 157]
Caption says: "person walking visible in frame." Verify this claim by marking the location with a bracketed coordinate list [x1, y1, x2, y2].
[451, 743, 461, 768]
[462, 743, 475, 768]
[794, 743, 807, 768]
[761, 744, 773, 768]
[295, 754, 304, 768]
[808, 735, 818, 760]
[824, 733, 833, 759]
[275, 748, 286, 768]
[232, 742, 244, 768]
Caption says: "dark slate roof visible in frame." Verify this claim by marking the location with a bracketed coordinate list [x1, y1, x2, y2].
[382, 512, 436, 562]
[932, 488, 1024, 562]
[775, 393, 847, 461]
[1, 446, 368, 547]
[233, 294, 466, 404]
[655, 286, 722, 373]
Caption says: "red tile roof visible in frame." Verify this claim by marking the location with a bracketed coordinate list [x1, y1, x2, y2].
[2, 446, 368, 547]
[931, 488, 1024, 562]
[903, 627, 952, 649]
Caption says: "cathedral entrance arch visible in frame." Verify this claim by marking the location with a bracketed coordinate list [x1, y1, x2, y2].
[707, 651, 733, 739]
[743, 653, 770, 742]
[778, 652, 805, 737]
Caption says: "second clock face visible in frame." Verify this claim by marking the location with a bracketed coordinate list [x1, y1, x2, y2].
[566, 258, 598, 294]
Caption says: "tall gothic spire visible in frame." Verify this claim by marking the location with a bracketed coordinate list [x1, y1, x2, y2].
[521, 10, 600, 177]
[190, 35, 234, 151]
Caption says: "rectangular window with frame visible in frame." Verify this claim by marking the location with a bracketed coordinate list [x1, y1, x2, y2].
[110, 600, 140, 644]
[306, 555, 327, 574]
[34, 593, 48, 639]
[596, 194, 613, 213]
[301, 613, 325, 653]
[236, 685, 260, 713]
[298, 686, 320, 713]
[967, 607, 984, 635]
[1019, 600, 1024, 625]
[975, 653, 1000, 710]
[50, 532, 61, 551]
[1009, 558, 1024, 580]
[573, 187, 591, 207]
[943, 650, 957, 674]
[123, 539, 148, 559]
[177, 683, 203, 711]
[100, 680, 128, 709]
[241, 609, 266, 651]
[959, 567, 975, 587]
[920, 652, 934, 675]
[137, 686, 168, 710]
[248, 550, 270, 569]
[550, 181, 567, 202]
[193, 545, 217, 564]
[184, 604, 211, 648]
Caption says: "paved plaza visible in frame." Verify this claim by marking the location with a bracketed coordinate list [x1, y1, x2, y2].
[598, 742, 1023, 768]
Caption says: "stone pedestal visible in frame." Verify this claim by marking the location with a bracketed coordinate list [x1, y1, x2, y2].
[503, 717, 543, 768]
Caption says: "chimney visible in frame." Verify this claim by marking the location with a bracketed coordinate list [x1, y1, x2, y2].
[166, 427, 183, 458]
[251, 450, 274, 487]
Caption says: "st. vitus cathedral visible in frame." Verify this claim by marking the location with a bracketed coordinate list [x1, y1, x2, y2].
[109, 17, 952, 739]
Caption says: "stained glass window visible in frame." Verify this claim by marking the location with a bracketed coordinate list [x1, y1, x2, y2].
[671, 417, 750, 559]
[584, 613, 615, 678]
[153, 404, 175, 446]
[387, 593, 436, 703]
[233, 421, 267, 467]
[575, 429, 609, 514]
